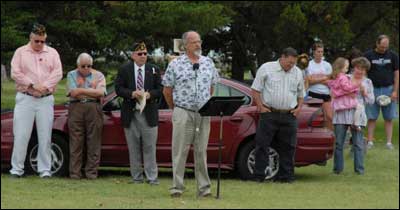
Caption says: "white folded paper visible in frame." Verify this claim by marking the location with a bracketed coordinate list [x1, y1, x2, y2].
[137, 90, 149, 113]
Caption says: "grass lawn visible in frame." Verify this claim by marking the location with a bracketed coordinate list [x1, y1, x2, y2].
[1, 80, 399, 208]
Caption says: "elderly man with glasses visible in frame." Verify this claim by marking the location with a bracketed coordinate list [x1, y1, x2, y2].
[10, 23, 63, 178]
[66, 53, 106, 179]
[115, 42, 162, 185]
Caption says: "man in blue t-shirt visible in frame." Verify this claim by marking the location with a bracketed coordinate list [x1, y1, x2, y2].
[364, 34, 399, 150]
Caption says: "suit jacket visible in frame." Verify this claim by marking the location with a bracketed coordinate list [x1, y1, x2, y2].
[115, 61, 162, 128]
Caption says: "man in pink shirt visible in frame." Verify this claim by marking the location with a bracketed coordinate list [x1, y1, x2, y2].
[9, 24, 63, 178]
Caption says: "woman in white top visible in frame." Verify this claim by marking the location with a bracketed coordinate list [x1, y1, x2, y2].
[306, 42, 333, 130]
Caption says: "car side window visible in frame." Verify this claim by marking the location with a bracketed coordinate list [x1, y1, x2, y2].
[158, 82, 252, 110]
[213, 83, 251, 105]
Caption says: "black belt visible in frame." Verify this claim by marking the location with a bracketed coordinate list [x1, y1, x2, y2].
[264, 106, 293, 114]
[175, 105, 197, 112]
[22, 92, 52, 98]
[70, 99, 100, 104]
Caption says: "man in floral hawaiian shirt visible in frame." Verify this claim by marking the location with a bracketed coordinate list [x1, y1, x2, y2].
[162, 31, 219, 198]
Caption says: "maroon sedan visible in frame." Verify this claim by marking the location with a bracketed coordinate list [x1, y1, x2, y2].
[1, 78, 334, 180]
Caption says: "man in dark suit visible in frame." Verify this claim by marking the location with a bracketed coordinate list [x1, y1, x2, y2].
[115, 42, 162, 185]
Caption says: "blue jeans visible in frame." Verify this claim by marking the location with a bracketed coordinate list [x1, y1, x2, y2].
[333, 124, 364, 174]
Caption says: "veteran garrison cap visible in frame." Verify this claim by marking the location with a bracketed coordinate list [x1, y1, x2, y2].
[133, 42, 147, 51]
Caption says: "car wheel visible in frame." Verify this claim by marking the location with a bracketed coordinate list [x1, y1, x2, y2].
[25, 133, 69, 176]
[237, 141, 279, 180]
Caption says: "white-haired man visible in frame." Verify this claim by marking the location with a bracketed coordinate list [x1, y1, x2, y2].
[67, 53, 106, 179]
[163, 31, 220, 197]
[10, 23, 63, 178]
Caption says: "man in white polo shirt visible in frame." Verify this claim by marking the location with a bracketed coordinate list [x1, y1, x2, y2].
[251, 47, 304, 183]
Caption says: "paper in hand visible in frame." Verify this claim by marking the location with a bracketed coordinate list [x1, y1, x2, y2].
[138, 90, 148, 113]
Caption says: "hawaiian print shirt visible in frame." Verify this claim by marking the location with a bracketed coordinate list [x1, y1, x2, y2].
[162, 54, 220, 111]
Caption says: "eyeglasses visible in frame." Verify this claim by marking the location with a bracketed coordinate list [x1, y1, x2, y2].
[136, 52, 147, 56]
[34, 40, 45, 44]
[80, 65, 92, 69]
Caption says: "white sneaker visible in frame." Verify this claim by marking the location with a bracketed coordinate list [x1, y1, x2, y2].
[39, 171, 52, 179]
[367, 141, 374, 149]
[386, 143, 394, 150]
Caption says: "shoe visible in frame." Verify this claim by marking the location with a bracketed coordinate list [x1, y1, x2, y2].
[170, 192, 182, 198]
[130, 179, 144, 184]
[146, 179, 160, 185]
[367, 141, 374, 149]
[40, 172, 52, 179]
[198, 192, 212, 198]
[386, 143, 394, 150]
[333, 171, 342, 175]
[355, 171, 364, 175]
[10, 174, 22, 178]
[86, 176, 97, 180]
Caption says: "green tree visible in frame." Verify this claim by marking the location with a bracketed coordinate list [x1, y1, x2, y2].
[1, 1, 232, 74]
[216, 1, 398, 81]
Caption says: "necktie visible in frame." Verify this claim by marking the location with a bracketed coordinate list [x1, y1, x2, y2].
[137, 68, 143, 90]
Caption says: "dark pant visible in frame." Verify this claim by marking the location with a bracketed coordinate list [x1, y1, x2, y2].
[254, 112, 297, 181]
[68, 102, 103, 179]
[308, 91, 331, 102]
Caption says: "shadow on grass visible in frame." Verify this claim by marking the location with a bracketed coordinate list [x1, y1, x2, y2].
[97, 167, 238, 179]
[2, 165, 325, 182]
[293, 172, 327, 182]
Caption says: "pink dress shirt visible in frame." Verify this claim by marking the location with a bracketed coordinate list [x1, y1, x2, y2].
[11, 43, 63, 94]
[327, 73, 359, 111]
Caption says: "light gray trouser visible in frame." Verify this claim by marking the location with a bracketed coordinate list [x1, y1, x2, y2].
[10, 92, 54, 176]
[170, 107, 211, 196]
[124, 111, 158, 181]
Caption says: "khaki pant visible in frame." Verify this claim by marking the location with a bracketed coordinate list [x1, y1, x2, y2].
[170, 107, 211, 196]
[68, 102, 103, 179]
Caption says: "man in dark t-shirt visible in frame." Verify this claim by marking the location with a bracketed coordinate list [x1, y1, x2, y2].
[364, 34, 399, 150]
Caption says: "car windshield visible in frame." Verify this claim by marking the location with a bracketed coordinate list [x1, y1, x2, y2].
[106, 83, 115, 96]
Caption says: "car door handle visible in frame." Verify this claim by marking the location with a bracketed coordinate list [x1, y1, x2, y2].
[230, 116, 243, 122]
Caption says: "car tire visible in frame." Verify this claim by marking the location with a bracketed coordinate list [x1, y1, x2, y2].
[236, 141, 280, 180]
[25, 133, 69, 176]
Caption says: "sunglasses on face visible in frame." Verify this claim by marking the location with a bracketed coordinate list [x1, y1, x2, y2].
[80, 65, 92, 69]
[136, 52, 147, 56]
[34, 40, 45, 44]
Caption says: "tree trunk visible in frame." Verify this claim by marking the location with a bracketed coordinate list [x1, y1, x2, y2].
[230, 22, 247, 82]
[231, 44, 246, 81]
